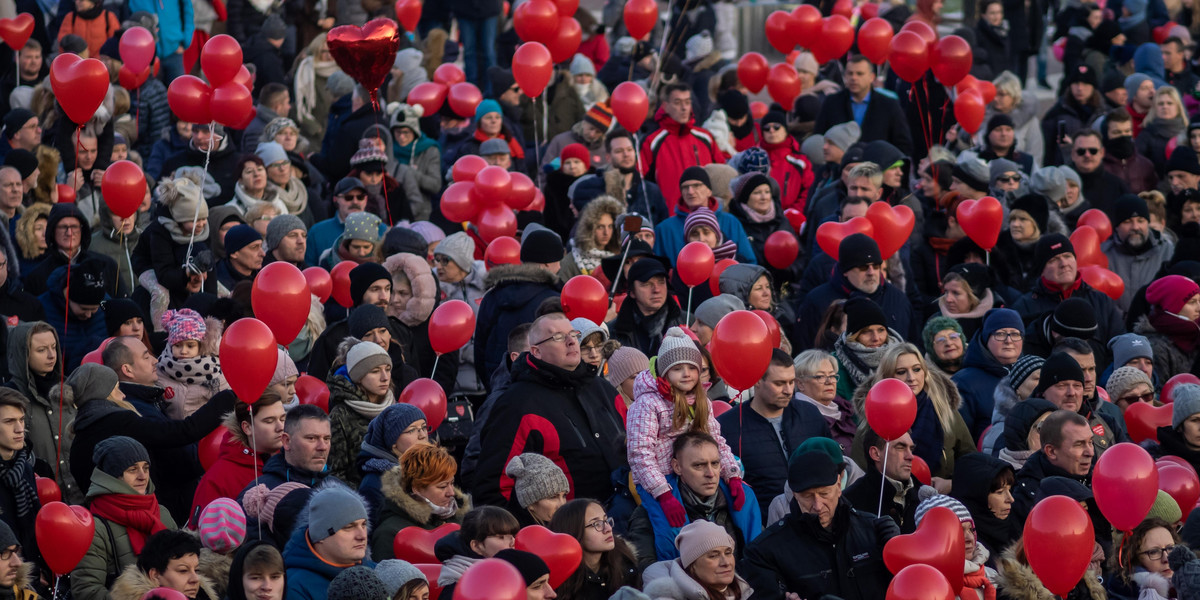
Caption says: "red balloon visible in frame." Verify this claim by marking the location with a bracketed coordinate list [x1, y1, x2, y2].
[485, 236, 522, 268]
[816, 217, 874, 260]
[120, 26, 156, 74]
[1164, 374, 1200, 403]
[527, 189, 546, 212]
[49, 54, 110, 125]
[955, 196, 1003, 251]
[407, 82, 448, 115]
[415, 564, 445, 599]
[251, 262, 310, 345]
[327, 18, 401, 103]
[767, 63, 801, 109]
[709, 258, 737, 296]
[976, 80, 997, 104]
[200, 34, 243, 86]
[36, 501, 95, 575]
[611, 82, 649, 134]
[764, 230, 799, 270]
[1125, 401, 1172, 443]
[813, 16, 854, 65]
[561, 276, 609, 324]
[474, 205, 518, 243]
[954, 90, 985, 134]
[752, 310, 782, 348]
[330, 261, 356, 308]
[866, 202, 915, 260]
[546, 17, 582, 64]
[401, 378, 448, 431]
[910, 455, 931, 486]
[233, 64, 253, 89]
[955, 75, 980, 96]
[434, 63, 466, 86]
[452, 155, 488, 183]
[515, 525, 583, 588]
[677, 242, 715, 288]
[441, 181, 478, 223]
[1153, 20, 1179, 44]
[474, 166, 513, 207]
[506, 172, 537, 210]
[832, 0, 853, 17]
[884, 506, 965, 591]
[886, 564, 955, 600]
[711, 400, 732, 417]
[448, 82, 483, 118]
[302, 266, 333, 303]
[453, 558, 526, 600]
[198, 427, 226, 470]
[750, 101, 769, 120]
[1024, 495, 1095, 597]
[552, 0, 578, 18]
[865, 378, 917, 441]
[395, 523, 461, 564]
[117, 65, 151, 91]
[710, 310, 773, 391]
[1093, 442, 1158, 531]
[56, 184, 75, 204]
[168, 75, 214, 124]
[857, 18, 894, 65]
[211, 82, 254, 129]
[220, 319, 279, 402]
[888, 30, 929, 83]
[931, 35, 972, 86]
[737, 53, 769, 95]
[513, 0, 559, 44]
[1070, 226, 1108, 269]
[901, 20, 938, 51]
[1080, 265, 1124, 301]
[99, 160, 146, 220]
[429, 300, 476, 355]
[35, 476, 61, 504]
[765, 11, 798, 54]
[513, 42, 554, 97]
[1160, 456, 1198, 478]
[861, 2, 880, 19]
[623, 0, 658, 39]
[783, 207, 805, 232]
[1159, 464, 1200, 517]
[791, 5, 824, 50]
[395, 0, 422, 30]
[0, 14, 34, 51]
[295, 374, 330, 412]
[1078, 209, 1113, 241]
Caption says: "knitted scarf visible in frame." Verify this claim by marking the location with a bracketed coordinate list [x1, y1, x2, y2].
[744, 203, 776, 224]
[158, 352, 223, 386]
[90, 493, 168, 554]
[271, 178, 309, 217]
[835, 335, 902, 387]
[1150, 309, 1200, 353]
[0, 449, 37, 520]
[571, 245, 610, 275]
[438, 555, 480, 586]
[343, 391, 395, 419]
[962, 554, 997, 600]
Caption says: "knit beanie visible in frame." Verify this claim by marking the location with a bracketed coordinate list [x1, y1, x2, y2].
[1049, 298, 1098, 338]
[1113, 193, 1151, 226]
[570, 318, 607, 344]
[788, 450, 841, 492]
[435, 232, 476, 272]
[362, 403, 426, 456]
[789, 436, 847, 467]
[684, 32, 713, 62]
[374, 560, 426, 597]
[793, 51, 819, 75]
[683, 207, 723, 242]
[679, 166, 711, 190]
[343, 212, 383, 245]
[1030, 166, 1068, 203]
[695, 294, 744, 328]
[346, 341, 391, 383]
[657, 327, 701, 374]
[674, 520, 736, 568]
[475, 99, 502, 124]
[1006, 355, 1045, 393]
[1010, 194, 1050, 234]
[980, 308, 1025, 341]
[307, 484, 369, 543]
[104, 298, 147, 336]
[985, 113, 1015, 138]
[328, 566, 388, 600]
[761, 111, 787, 130]
[67, 363, 120, 406]
[948, 263, 990, 300]
[162, 308, 207, 347]
[704, 164, 737, 202]
[348, 304, 391, 339]
[1, 108, 33, 140]
[0, 521, 16, 553]
[569, 53, 595, 77]
[844, 297, 887, 336]
[350, 263, 392, 307]
[952, 158, 990, 192]
[1170, 546, 1200, 600]
[733, 147, 771, 175]
[1109, 333, 1154, 368]
[1033, 353, 1085, 398]
[1106, 366, 1154, 402]
[1032, 233, 1075, 277]
[223, 225, 262, 257]
[265, 214, 306, 253]
[198, 498, 247, 554]
[922, 315, 964, 351]
[255, 141, 289, 167]
[1146, 490, 1182, 525]
[261, 14, 286, 39]
[717, 90, 749, 120]
[243, 482, 310, 532]
[1126, 73, 1153, 102]
[3, 149, 35, 181]
[824, 122, 861, 151]
[605, 346, 649, 388]
[1173, 384, 1200, 429]
[561, 143, 590, 168]
[913, 488, 974, 527]
[520, 229, 565, 264]
[837, 233, 882, 272]
[1166, 146, 1200, 175]
[568, 174, 606, 212]
[1147, 275, 1200, 314]
[505, 453, 571, 508]
[271, 348, 299, 388]
[94, 436, 151, 478]
[583, 101, 614, 132]
[494, 550, 551, 585]
[410, 222, 445, 245]
[801, 135, 825, 168]
[159, 176, 210, 224]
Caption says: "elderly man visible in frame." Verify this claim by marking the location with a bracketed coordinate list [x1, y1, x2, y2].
[1011, 409, 1096, 526]
[0, 109, 39, 164]
[1053, 339, 1130, 451]
[473, 313, 626, 507]
[1012, 234, 1124, 342]
[608, 258, 685, 356]
[640, 84, 726, 211]
[653, 166, 755, 265]
[1101, 194, 1174, 312]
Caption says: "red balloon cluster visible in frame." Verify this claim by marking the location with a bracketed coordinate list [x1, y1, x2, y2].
[168, 36, 255, 128]
[512, 0, 581, 63]
[327, 18, 402, 105]
[442, 158, 534, 243]
[50, 54, 111, 125]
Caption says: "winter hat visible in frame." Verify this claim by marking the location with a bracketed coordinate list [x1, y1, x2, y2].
[1, 108, 33, 139]
[374, 560, 426, 597]
[59, 34, 86, 56]
[348, 304, 390, 339]
[679, 166, 711, 190]
[569, 53, 595, 77]
[349, 263, 392, 307]
[922, 315, 964, 351]
[265, 214, 305, 253]
[605, 346, 649, 388]
[1170, 545, 1200, 597]
[717, 90, 749, 120]
[64, 363, 119, 406]
[1113, 193, 1150, 226]
[788, 450, 841, 492]
[493, 550, 551, 586]
[1032, 233, 1075, 277]
[1109, 333, 1154, 367]
[732, 173, 773, 206]
[506, 453, 571, 508]
[733, 147, 771, 174]
[674, 519, 736, 568]
[1065, 64, 1098, 87]
[94, 436, 151, 478]
[583, 101, 614, 132]
[1166, 146, 1200, 175]
[410, 222, 445, 245]
[1148, 489, 1182, 524]
[520, 229, 565, 264]
[948, 263, 990, 300]
[224, 225, 262, 257]
[1010, 194, 1051, 233]
[837, 233, 882, 272]
[695, 294, 744, 328]
[990, 158, 1022, 186]
[328, 566, 388, 600]
[568, 175, 606, 212]
[159, 176, 210, 224]
[683, 207, 722, 241]
[255, 141, 289, 167]
[561, 143, 590, 168]
[261, 14, 287, 40]
[790, 436, 848, 468]
[1049, 298, 1098, 338]
[198, 498, 247, 553]
[162, 308, 207, 347]
[1030, 166, 1068, 203]
[844, 297, 887, 336]
[307, 484, 369, 543]
[362, 403, 426, 457]
[801, 135, 825, 168]
[347, 341, 391, 382]
[705, 164, 737, 202]
[1106, 366, 1154, 402]
[793, 51, 819, 75]
[343, 213, 383, 245]
[985, 113, 1016, 138]
[271, 348, 299, 389]
[981, 308, 1025, 340]
[913, 488, 974, 527]
[794, 95, 821, 123]
[1126, 73, 1153, 101]
[1033, 353, 1085, 397]
[761, 111, 787, 130]
[435, 232, 476, 272]
[657, 327, 702, 374]
[1147, 275, 1200, 314]
[1173, 384, 1200, 429]
[479, 138, 510, 156]
[684, 32, 713, 62]
[1006, 355, 1045, 393]
[825, 122, 862, 152]
[486, 65, 516, 97]
[389, 103, 424, 135]
[571, 318, 608, 344]
[0, 521, 16, 552]
[1004, 399, 1058, 451]
[951, 157, 990, 192]
[242, 482, 310, 532]
[70, 259, 108, 305]
[350, 139, 388, 170]
[104, 298, 147, 336]
[474, 99, 503, 124]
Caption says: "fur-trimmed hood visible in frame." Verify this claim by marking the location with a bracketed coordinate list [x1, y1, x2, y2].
[198, 547, 233, 600]
[483, 263, 559, 290]
[14, 202, 50, 260]
[110, 563, 219, 600]
[383, 252, 438, 327]
[379, 466, 471, 527]
[994, 544, 1106, 600]
[573, 195, 624, 255]
[991, 375, 1022, 428]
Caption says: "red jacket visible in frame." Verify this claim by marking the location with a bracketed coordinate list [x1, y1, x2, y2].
[188, 432, 267, 528]
[761, 138, 815, 212]
[639, 107, 726, 214]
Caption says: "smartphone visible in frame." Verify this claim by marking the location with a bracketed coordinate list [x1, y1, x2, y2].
[623, 214, 644, 233]
[1057, 122, 1067, 145]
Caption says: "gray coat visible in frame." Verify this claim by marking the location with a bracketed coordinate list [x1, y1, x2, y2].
[439, 261, 488, 396]
[1101, 229, 1174, 313]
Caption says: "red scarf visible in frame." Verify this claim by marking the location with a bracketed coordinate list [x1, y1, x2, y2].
[90, 493, 168, 554]
[1041, 274, 1083, 299]
[962, 564, 997, 600]
[1150, 308, 1200, 353]
[472, 129, 525, 159]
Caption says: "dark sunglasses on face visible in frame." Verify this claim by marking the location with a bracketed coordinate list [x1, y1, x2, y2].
[343, 193, 366, 201]
[996, 175, 1020, 183]
[1075, 147, 1100, 156]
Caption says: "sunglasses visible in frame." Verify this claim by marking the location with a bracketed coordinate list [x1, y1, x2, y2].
[763, 123, 785, 132]
[342, 193, 367, 201]
[1119, 392, 1155, 404]
[996, 175, 1020, 183]
[1075, 147, 1100, 156]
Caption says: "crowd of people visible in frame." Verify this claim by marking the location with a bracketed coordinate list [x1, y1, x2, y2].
[1, 0, 1200, 598]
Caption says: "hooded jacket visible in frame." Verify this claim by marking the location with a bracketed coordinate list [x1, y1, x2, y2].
[474, 264, 562, 384]
[951, 453, 1018, 560]
[38, 265, 108, 373]
[383, 252, 456, 394]
[369, 467, 470, 561]
[4, 322, 76, 502]
[88, 200, 142, 296]
[188, 412, 271, 528]
[23, 204, 119, 297]
[952, 335, 1014, 440]
[638, 107, 727, 211]
[560, 196, 623, 281]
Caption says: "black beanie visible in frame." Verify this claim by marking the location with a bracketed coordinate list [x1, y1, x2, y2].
[1033, 352, 1085, 398]
[844, 297, 887, 336]
[761, 111, 787, 129]
[986, 113, 1016, 137]
[70, 260, 108, 305]
[3, 149, 36, 180]
[103, 298, 146, 336]
[679, 166, 711, 190]
[1033, 233, 1075, 277]
[1010, 194, 1051, 234]
[948, 263, 990, 299]
[94, 436, 151, 478]
[837, 233, 882, 272]
[349, 263, 392, 307]
[717, 90, 749, 120]
[793, 95, 822, 122]
[1112, 193, 1150, 226]
[494, 550, 551, 586]
[1167, 147, 1200, 176]
[382, 226, 429, 257]
[348, 304, 391, 338]
[2, 109, 33, 140]
[1050, 298, 1098, 338]
[520, 228, 565, 264]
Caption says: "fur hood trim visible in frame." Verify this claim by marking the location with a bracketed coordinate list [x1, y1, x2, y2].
[223, 409, 248, 447]
[574, 195, 625, 255]
[380, 466, 470, 526]
[110, 563, 219, 600]
[992, 376, 1022, 426]
[383, 252, 438, 327]
[15, 202, 50, 260]
[994, 544, 1105, 600]
[604, 168, 627, 200]
[198, 547, 233, 600]
[483, 263, 559, 289]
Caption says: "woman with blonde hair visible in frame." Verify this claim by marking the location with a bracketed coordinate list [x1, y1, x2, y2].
[1137, 86, 1190, 176]
[980, 71, 1044, 165]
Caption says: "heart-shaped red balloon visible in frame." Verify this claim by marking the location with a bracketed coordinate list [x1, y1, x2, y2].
[1160, 464, 1200, 517]
[783, 207, 805, 232]
[955, 196, 1003, 251]
[1080, 265, 1124, 301]
[295, 374, 330, 413]
[737, 53, 769, 94]
[219, 318, 279, 402]
[561, 275, 608, 325]
[816, 217, 874, 260]
[1077, 209, 1113, 240]
[36, 501, 95, 575]
[515, 525, 583, 588]
[767, 63, 801, 109]
[50, 54, 111, 125]
[866, 202, 915, 260]
[813, 15, 854, 65]
[35, 476, 61, 504]
[327, 18, 401, 103]
[1125, 401, 1172, 443]
[0, 14, 34, 51]
[400, 378, 447, 431]
[1070, 226, 1108, 269]
[118, 65, 151, 91]
[883, 506, 965, 591]
[394, 523, 461, 564]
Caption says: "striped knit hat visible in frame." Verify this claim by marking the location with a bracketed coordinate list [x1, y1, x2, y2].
[243, 482, 310, 532]
[584, 101, 614, 132]
[684, 207, 722, 242]
[913, 487, 973, 527]
[1006, 355, 1045, 393]
[198, 498, 247, 553]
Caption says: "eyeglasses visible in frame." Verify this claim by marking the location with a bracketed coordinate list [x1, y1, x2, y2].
[269, 161, 291, 169]
[991, 331, 1023, 342]
[805, 374, 839, 384]
[585, 516, 614, 532]
[533, 331, 582, 346]
[401, 424, 430, 435]
[56, 224, 81, 232]
[1119, 392, 1155, 404]
[1075, 147, 1100, 156]
[0, 547, 18, 561]
[580, 344, 602, 353]
[1140, 545, 1175, 561]
[342, 193, 367, 201]
[934, 333, 963, 344]
[996, 175, 1021, 183]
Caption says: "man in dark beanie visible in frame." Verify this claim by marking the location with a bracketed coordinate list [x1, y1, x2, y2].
[717, 89, 757, 151]
[3, 149, 37, 203]
[608, 256, 685, 356]
[1013, 233, 1124, 343]
[215, 224, 265, 291]
[1102, 193, 1175, 312]
[0, 109, 39, 164]
[979, 113, 1034, 175]
[39, 260, 110, 372]
[306, 262, 406, 382]
[0, 518, 37, 600]
[796, 233, 915, 352]
[653, 166, 755, 266]
[1023, 297, 1101, 359]
[1032, 352, 1087, 412]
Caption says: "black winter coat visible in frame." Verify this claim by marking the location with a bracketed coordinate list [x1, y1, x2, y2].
[843, 463, 923, 533]
[950, 452, 1017, 559]
[160, 142, 241, 205]
[795, 270, 917, 353]
[814, 89, 914, 157]
[1011, 276, 1125, 342]
[607, 295, 686, 357]
[1011, 450, 1089, 529]
[474, 264, 562, 384]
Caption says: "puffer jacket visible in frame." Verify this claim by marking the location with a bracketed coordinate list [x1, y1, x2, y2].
[639, 106, 727, 211]
[1101, 230, 1175, 312]
[643, 558, 754, 600]
[953, 335, 1017, 440]
[5, 322, 77, 503]
[369, 467, 470, 561]
[474, 264, 562, 384]
[439, 261, 488, 397]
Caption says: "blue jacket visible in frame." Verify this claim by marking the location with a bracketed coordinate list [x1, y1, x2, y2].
[145, 123, 191, 181]
[952, 338, 1011, 440]
[283, 526, 376, 600]
[38, 265, 108, 373]
[636, 475, 762, 561]
[128, 0, 193, 59]
[653, 200, 756, 266]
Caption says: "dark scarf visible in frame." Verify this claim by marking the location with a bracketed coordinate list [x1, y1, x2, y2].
[0, 449, 37, 520]
[911, 391, 947, 474]
[31, 371, 56, 402]
[1150, 308, 1200, 353]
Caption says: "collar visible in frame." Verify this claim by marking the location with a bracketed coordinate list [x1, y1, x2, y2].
[1041, 274, 1083, 298]
[851, 89, 872, 104]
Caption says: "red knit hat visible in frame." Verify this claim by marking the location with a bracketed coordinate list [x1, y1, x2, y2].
[560, 143, 590, 168]
[1147, 275, 1200, 314]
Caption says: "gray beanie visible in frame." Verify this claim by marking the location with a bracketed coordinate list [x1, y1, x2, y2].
[825, 122, 861, 151]
[255, 141, 289, 167]
[801, 135, 825, 168]
[1126, 73, 1153, 102]
[0, 521, 17, 551]
[1173, 384, 1200, 429]
[94, 436, 152, 478]
[479, 138, 511, 156]
[1030, 166, 1067, 204]
[1169, 546, 1200, 599]
[605, 346, 649, 388]
[307, 484, 369, 542]
[694, 294, 744, 328]
[342, 212, 383, 244]
[346, 341, 391, 383]
[1109, 333, 1154, 368]
[434, 232, 475, 272]
[374, 560, 426, 596]
[348, 305, 390, 339]
[265, 214, 306, 252]
[505, 453, 570, 509]
[328, 566, 388, 600]
[989, 158, 1022, 184]
[69, 363, 121, 405]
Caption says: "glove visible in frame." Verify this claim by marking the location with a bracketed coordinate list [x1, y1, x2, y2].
[656, 491, 687, 527]
[728, 477, 746, 511]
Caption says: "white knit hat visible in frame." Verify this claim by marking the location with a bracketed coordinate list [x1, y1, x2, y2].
[347, 341, 391, 382]
[657, 327, 701, 374]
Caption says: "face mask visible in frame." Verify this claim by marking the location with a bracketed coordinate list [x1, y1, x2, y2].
[1105, 135, 1135, 159]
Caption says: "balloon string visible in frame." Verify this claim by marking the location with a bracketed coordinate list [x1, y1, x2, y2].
[877, 439, 889, 518]
[372, 110, 393, 226]
[251, 402, 260, 541]
[72, 126, 81, 191]
[533, 95, 543, 186]
[685, 285, 693, 324]
[634, 132, 649, 218]
[56, 260, 71, 484]
[431, 353, 441, 379]
[184, 120, 216, 270]
[136, 88, 140, 132]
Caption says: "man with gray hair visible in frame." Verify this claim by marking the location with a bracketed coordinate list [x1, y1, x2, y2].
[0, 167, 22, 235]
[264, 214, 309, 269]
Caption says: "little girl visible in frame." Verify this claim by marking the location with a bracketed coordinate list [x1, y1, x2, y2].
[157, 308, 229, 419]
[627, 327, 744, 527]
[684, 207, 738, 260]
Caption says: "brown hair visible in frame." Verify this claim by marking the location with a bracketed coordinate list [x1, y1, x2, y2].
[242, 544, 284, 575]
[400, 443, 457, 491]
[0, 389, 28, 414]
[234, 389, 285, 430]
[942, 272, 981, 310]
[1110, 517, 1180, 583]
[549, 499, 640, 597]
